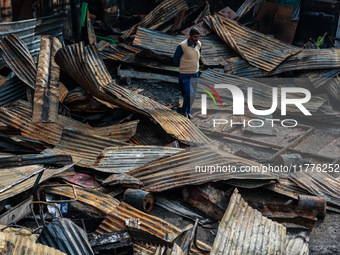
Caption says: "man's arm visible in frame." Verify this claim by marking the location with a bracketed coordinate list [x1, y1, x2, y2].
[173, 45, 183, 67]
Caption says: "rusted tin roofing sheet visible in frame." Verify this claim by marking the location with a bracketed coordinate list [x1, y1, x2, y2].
[225, 49, 340, 78]
[0, 100, 137, 145]
[95, 202, 211, 254]
[0, 34, 37, 89]
[33, 35, 62, 123]
[0, 14, 65, 66]
[37, 218, 94, 255]
[0, 76, 26, 107]
[236, 0, 257, 19]
[0, 232, 67, 255]
[286, 232, 309, 255]
[205, 15, 301, 71]
[0, 163, 74, 202]
[44, 128, 127, 168]
[92, 146, 183, 173]
[100, 44, 136, 62]
[55, 42, 211, 145]
[45, 185, 119, 215]
[128, 145, 275, 192]
[121, 0, 205, 40]
[133, 27, 236, 66]
[210, 189, 286, 255]
[199, 69, 324, 114]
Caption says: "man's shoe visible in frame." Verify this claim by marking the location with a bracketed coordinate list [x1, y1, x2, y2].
[188, 113, 193, 119]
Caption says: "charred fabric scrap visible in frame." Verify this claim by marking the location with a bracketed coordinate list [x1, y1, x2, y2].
[0, 0, 339, 254]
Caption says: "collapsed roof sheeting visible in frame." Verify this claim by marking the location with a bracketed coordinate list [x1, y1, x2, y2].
[210, 189, 286, 255]
[0, 77, 26, 107]
[121, 0, 205, 40]
[0, 34, 37, 89]
[91, 146, 183, 173]
[55, 42, 211, 145]
[205, 15, 301, 71]
[128, 145, 275, 192]
[33, 35, 62, 123]
[133, 27, 237, 66]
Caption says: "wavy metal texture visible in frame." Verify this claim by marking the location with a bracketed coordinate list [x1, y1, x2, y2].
[37, 218, 94, 255]
[95, 202, 211, 254]
[33, 35, 62, 123]
[55, 42, 211, 145]
[0, 76, 26, 107]
[0, 232, 66, 255]
[0, 34, 37, 89]
[44, 128, 127, 168]
[121, 0, 205, 40]
[132, 27, 236, 66]
[210, 189, 286, 255]
[286, 232, 309, 255]
[0, 163, 73, 202]
[128, 145, 275, 192]
[205, 15, 301, 71]
[91, 146, 183, 173]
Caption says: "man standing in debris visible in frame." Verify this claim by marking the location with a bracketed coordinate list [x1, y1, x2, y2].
[173, 28, 201, 119]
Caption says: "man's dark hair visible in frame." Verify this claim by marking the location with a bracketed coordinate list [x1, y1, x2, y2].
[190, 28, 200, 36]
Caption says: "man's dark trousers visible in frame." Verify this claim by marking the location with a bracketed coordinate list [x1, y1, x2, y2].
[178, 72, 199, 116]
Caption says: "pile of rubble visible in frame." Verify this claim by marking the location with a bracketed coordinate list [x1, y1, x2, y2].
[0, 0, 339, 254]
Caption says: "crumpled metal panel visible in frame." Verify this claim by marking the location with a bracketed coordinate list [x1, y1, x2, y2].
[128, 145, 275, 192]
[132, 27, 236, 66]
[121, 0, 205, 40]
[91, 145, 183, 173]
[0, 76, 26, 107]
[0, 100, 137, 145]
[55, 42, 211, 145]
[45, 185, 119, 215]
[100, 44, 136, 62]
[33, 35, 62, 123]
[37, 218, 94, 255]
[286, 232, 309, 255]
[210, 189, 286, 255]
[95, 202, 211, 254]
[0, 232, 66, 255]
[205, 15, 301, 71]
[0, 163, 74, 202]
[0, 34, 37, 89]
[44, 128, 127, 168]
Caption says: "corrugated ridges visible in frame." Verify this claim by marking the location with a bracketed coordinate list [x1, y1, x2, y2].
[95, 202, 211, 254]
[0, 34, 37, 89]
[0, 232, 67, 255]
[128, 145, 275, 192]
[100, 44, 135, 62]
[0, 163, 73, 202]
[37, 218, 94, 255]
[286, 232, 309, 255]
[210, 189, 286, 255]
[45, 128, 127, 168]
[133, 27, 236, 66]
[0, 76, 26, 107]
[33, 35, 62, 123]
[91, 145, 183, 173]
[205, 14, 301, 72]
[55, 42, 211, 145]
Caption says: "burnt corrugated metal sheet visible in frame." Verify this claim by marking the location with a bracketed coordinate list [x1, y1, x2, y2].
[121, 0, 205, 40]
[91, 146, 183, 173]
[100, 44, 136, 62]
[33, 35, 62, 123]
[199, 69, 325, 114]
[210, 189, 286, 255]
[95, 202, 211, 254]
[236, 0, 257, 19]
[0, 154, 72, 168]
[37, 218, 94, 255]
[0, 34, 37, 89]
[205, 15, 301, 71]
[133, 27, 236, 66]
[44, 128, 127, 168]
[128, 145, 275, 192]
[0, 14, 65, 66]
[0, 76, 27, 107]
[286, 232, 309, 255]
[0, 232, 67, 255]
[0, 100, 137, 145]
[55, 42, 211, 145]
[0, 163, 74, 202]
[45, 185, 119, 215]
